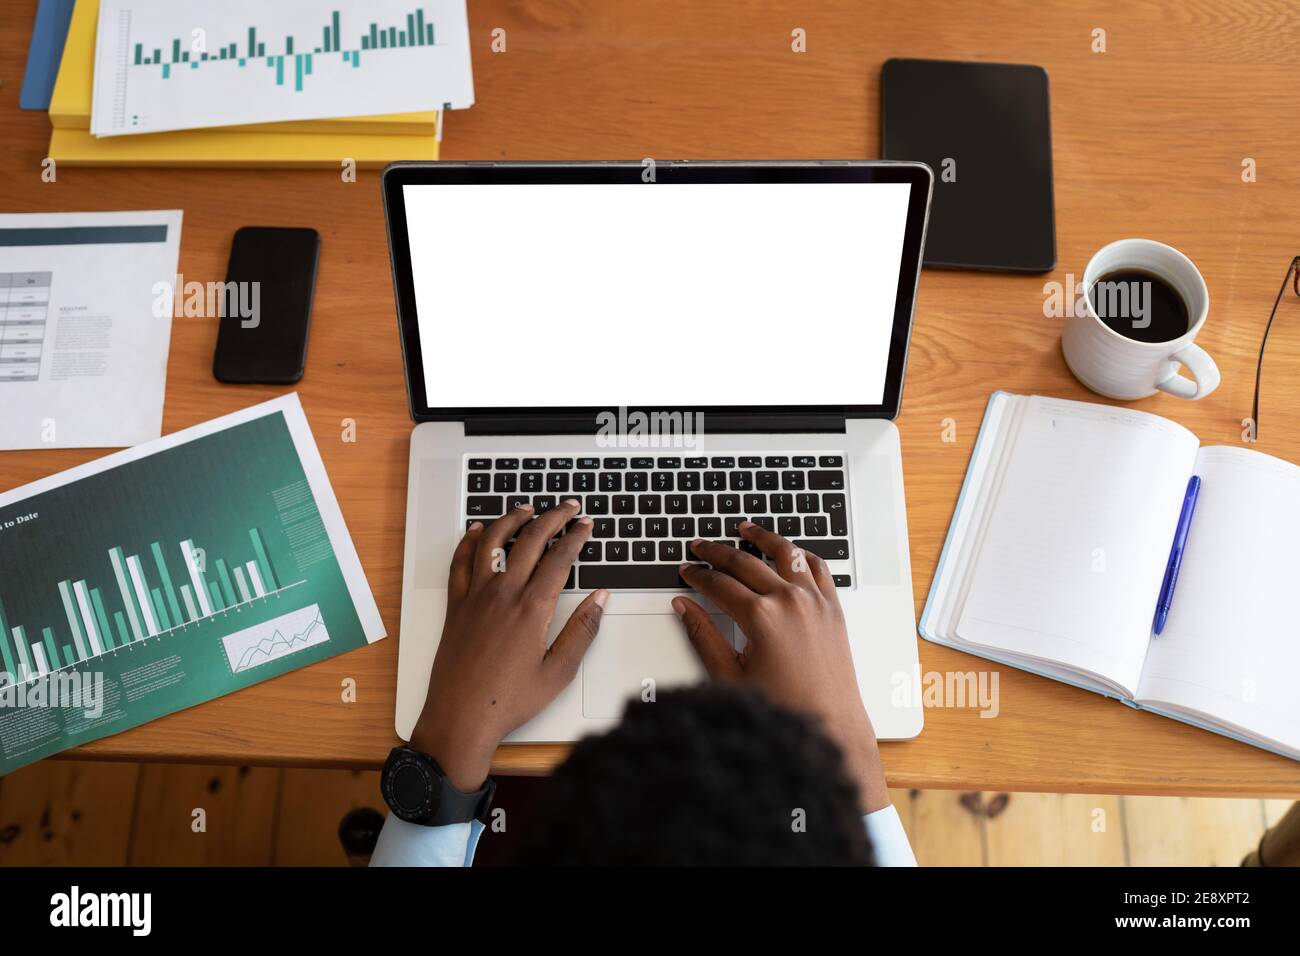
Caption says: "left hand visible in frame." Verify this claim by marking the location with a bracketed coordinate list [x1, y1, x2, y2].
[409, 497, 609, 791]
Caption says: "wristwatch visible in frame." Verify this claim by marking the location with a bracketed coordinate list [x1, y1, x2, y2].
[381, 746, 496, 826]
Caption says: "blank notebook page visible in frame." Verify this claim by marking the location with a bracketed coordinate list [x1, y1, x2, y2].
[957, 398, 1199, 692]
[1137, 446, 1300, 753]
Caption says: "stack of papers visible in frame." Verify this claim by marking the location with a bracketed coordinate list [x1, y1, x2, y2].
[47, 0, 474, 167]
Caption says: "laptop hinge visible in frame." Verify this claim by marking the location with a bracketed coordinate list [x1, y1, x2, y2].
[463, 412, 849, 437]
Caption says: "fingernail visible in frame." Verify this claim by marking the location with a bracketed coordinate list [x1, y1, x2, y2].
[468, 521, 483, 532]
[690, 538, 704, 551]
[679, 562, 694, 574]
[514, 502, 533, 511]
[566, 497, 581, 509]
[739, 520, 754, 530]
[577, 516, 593, 526]
[593, 588, 610, 608]
[671, 597, 686, 617]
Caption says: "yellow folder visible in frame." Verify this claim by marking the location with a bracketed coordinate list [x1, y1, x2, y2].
[51, 0, 439, 136]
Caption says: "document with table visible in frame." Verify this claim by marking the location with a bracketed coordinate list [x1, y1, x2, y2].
[0, 394, 385, 775]
[922, 392, 1300, 761]
[0, 210, 181, 450]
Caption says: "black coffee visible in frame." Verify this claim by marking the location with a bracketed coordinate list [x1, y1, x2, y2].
[1089, 269, 1190, 343]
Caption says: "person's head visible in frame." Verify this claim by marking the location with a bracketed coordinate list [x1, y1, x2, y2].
[514, 684, 874, 865]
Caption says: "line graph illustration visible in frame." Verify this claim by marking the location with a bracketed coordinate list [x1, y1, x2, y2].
[221, 604, 330, 673]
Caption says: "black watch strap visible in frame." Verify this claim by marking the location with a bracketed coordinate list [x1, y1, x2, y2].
[382, 746, 496, 826]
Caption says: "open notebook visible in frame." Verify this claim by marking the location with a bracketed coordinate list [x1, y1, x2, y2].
[921, 392, 1300, 761]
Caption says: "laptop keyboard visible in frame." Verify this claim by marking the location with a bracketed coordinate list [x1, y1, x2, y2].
[463, 455, 852, 590]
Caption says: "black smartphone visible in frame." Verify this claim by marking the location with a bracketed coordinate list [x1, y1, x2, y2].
[212, 226, 320, 384]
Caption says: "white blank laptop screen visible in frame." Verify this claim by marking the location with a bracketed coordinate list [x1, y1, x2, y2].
[403, 181, 912, 408]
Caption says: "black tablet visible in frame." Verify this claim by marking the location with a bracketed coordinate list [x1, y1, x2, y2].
[881, 58, 1056, 273]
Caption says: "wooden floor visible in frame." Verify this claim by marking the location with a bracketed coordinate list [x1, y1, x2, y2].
[0, 760, 1289, 865]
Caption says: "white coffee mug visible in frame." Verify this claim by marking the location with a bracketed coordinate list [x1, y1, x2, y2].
[1062, 238, 1220, 400]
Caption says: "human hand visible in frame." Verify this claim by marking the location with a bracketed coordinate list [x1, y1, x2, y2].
[410, 498, 609, 791]
[672, 522, 888, 813]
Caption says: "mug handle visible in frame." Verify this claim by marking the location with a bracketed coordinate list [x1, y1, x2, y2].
[1155, 344, 1220, 400]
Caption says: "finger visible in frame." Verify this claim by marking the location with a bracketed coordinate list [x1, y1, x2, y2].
[678, 560, 761, 623]
[737, 520, 816, 589]
[509, 497, 582, 579]
[473, 501, 533, 585]
[527, 514, 592, 597]
[448, 522, 481, 602]
[544, 589, 609, 684]
[672, 596, 742, 680]
[689, 538, 784, 594]
[805, 548, 838, 601]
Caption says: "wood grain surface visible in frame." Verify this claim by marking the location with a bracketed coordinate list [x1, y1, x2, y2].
[1, 0, 1298, 795]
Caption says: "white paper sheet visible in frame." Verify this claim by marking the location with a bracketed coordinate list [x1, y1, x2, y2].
[91, 0, 474, 137]
[0, 210, 182, 450]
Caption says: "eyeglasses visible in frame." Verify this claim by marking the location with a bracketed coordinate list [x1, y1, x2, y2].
[1251, 256, 1300, 439]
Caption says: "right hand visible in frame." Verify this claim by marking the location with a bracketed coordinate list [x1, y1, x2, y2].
[672, 522, 889, 813]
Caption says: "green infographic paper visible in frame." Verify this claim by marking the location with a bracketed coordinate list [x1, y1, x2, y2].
[0, 394, 384, 775]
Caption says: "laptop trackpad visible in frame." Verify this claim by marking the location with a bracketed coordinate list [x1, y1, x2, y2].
[581, 613, 728, 719]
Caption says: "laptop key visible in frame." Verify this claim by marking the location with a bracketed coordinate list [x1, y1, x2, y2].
[770, 493, 793, 514]
[677, 471, 701, 491]
[656, 457, 681, 468]
[652, 472, 674, 491]
[466, 496, 503, 516]
[690, 494, 715, 513]
[751, 516, 775, 532]
[619, 518, 643, 537]
[832, 574, 851, 588]
[728, 471, 753, 491]
[468, 473, 491, 493]
[631, 457, 654, 469]
[686, 457, 708, 468]
[495, 458, 520, 469]
[603, 457, 627, 469]
[638, 494, 662, 514]
[534, 496, 557, 513]
[646, 518, 668, 538]
[717, 494, 740, 514]
[710, 457, 735, 468]
[523, 458, 546, 469]
[549, 457, 574, 469]
[507, 495, 531, 511]
[825, 493, 847, 535]
[565, 567, 576, 590]
[593, 518, 616, 538]
[744, 493, 767, 513]
[724, 516, 744, 537]
[793, 456, 816, 468]
[578, 457, 601, 469]
[764, 456, 789, 468]
[468, 458, 491, 470]
[599, 473, 623, 492]
[658, 541, 683, 562]
[605, 541, 629, 561]
[756, 470, 779, 490]
[613, 495, 635, 514]
[671, 517, 696, 538]
[521, 472, 543, 492]
[804, 515, 828, 537]
[546, 473, 570, 492]
[740, 541, 764, 559]
[739, 456, 762, 468]
[778, 516, 801, 537]
[573, 472, 596, 492]
[580, 541, 602, 562]
[704, 471, 726, 491]
[820, 456, 844, 467]
[699, 517, 722, 537]
[781, 471, 806, 490]
[580, 564, 687, 589]
[809, 470, 845, 490]
[494, 473, 517, 493]
[795, 539, 849, 560]
[585, 494, 610, 514]
[796, 493, 819, 513]
[633, 541, 655, 561]
[665, 494, 688, 514]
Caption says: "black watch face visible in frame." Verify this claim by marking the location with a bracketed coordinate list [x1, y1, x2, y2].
[387, 754, 440, 820]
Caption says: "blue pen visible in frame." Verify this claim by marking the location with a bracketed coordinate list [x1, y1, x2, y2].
[1153, 475, 1201, 636]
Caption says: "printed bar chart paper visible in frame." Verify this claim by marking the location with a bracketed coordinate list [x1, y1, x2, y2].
[92, 0, 473, 136]
[0, 394, 385, 775]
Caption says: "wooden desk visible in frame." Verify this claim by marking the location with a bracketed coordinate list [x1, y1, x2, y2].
[3, 0, 1298, 797]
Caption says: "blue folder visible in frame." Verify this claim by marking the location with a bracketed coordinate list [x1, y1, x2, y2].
[19, 0, 76, 110]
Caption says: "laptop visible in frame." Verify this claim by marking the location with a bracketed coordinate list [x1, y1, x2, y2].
[382, 160, 932, 742]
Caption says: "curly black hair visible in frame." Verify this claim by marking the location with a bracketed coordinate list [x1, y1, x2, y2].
[513, 684, 874, 866]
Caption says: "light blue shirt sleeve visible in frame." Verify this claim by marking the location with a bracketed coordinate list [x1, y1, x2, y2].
[369, 815, 485, 867]
[864, 803, 917, 866]
[370, 803, 917, 867]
